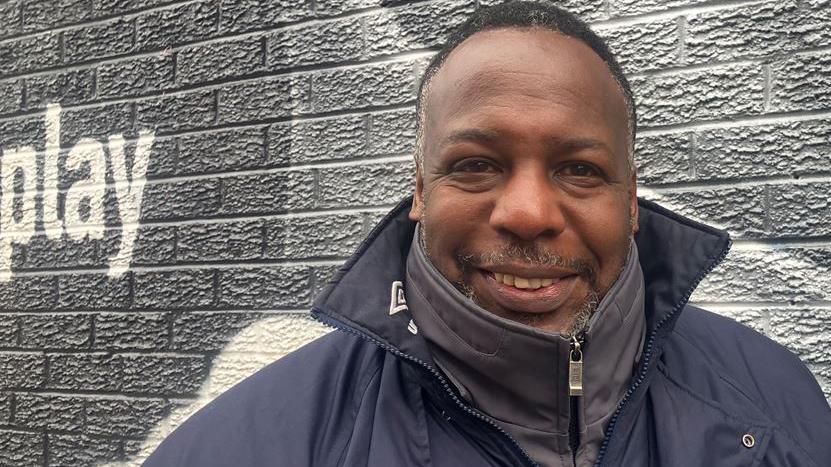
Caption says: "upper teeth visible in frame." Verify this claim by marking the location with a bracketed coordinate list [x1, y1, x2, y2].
[494, 272, 556, 289]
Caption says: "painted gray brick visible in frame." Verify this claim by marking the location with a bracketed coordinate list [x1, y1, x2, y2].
[13, 393, 85, 431]
[0, 114, 46, 148]
[135, 0, 218, 50]
[136, 89, 216, 132]
[98, 54, 176, 98]
[314, 0, 389, 16]
[23, 69, 95, 109]
[318, 161, 413, 207]
[48, 353, 207, 393]
[695, 121, 831, 181]
[177, 220, 264, 262]
[218, 266, 311, 308]
[57, 274, 131, 310]
[16, 235, 98, 269]
[632, 64, 765, 127]
[0, 80, 23, 114]
[18, 314, 90, 349]
[102, 225, 177, 266]
[218, 75, 311, 124]
[221, 171, 316, 215]
[597, 18, 678, 73]
[769, 183, 831, 237]
[686, 0, 831, 64]
[139, 179, 221, 221]
[0, 33, 61, 75]
[769, 308, 831, 366]
[142, 137, 178, 178]
[698, 247, 831, 303]
[0, 316, 16, 346]
[60, 102, 133, 144]
[85, 397, 170, 436]
[64, 18, 134, 63]
[178, 37, 265, 86]
[268, 17, 363, 70]
[364, 0, 475, 57]
[133, 270, 215, 310]
[479, 0, 607, 21]
[177, 128, 266, 175]
[268, 115, 367, 166]
[219, 0, 313, 33]
[0, 276, 57, 311]
[94, 313, 169, 350]
[0, 1, 21, 38]
[264, 213, 365, 259]
[121, 354, 208, 393]
[172, 312, 263, 351]
[0, 353, 45, 389]
[0, 393, 10, 422]
[770, 51, 831, 113]
[48, 434, 120, 467]
[369, 109, 416, 157]
[634, 132, 693, 185]
[608, 0, 707, 16]
[21, 0, 91, 33]
[312, 60, 417, 113]
[0, 430, 43, 467]
[647, 186, 767, 238]
[93, 0, 180, 15]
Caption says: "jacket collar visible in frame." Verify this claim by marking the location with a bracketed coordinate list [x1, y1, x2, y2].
[311, 196, 731, 382]
[405, 229, 646, 467]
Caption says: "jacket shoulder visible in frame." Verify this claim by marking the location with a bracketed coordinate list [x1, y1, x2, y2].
[143, 329, 385, 467]
[663, 305, 831, 462]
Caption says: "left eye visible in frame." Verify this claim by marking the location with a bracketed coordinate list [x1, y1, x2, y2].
[560, 163, 599, 177]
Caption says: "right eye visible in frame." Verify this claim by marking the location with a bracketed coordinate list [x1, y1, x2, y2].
[452, 159, 498, 173]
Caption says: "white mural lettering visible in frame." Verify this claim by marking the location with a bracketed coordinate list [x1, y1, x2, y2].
[0, 103, 155, 280]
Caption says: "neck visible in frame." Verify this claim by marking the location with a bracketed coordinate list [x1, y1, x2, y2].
[405, 231, 646, 467]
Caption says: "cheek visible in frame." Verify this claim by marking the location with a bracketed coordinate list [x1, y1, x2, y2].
[565, 195, 632, 275]
[421, 189, 492, 274]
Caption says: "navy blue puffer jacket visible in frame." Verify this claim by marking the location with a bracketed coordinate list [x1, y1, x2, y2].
[144, 198, 831, 466]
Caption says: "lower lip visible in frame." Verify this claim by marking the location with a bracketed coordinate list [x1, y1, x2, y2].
[480, 271, 579, 314]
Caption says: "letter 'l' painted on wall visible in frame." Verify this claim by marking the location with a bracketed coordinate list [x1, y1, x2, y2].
[0, 103, 155, 280]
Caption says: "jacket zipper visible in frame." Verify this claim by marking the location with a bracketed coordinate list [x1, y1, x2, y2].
[568, 333, 585, 467]
[593, 239, 732, 466]
[312, 310, 540, 467]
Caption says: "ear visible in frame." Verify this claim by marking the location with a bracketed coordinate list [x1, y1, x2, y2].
[629, 172, 639, 234]
[409, 168, 424, 222]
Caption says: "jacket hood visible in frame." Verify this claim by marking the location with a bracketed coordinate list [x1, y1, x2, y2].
[311, 196, 731, 376]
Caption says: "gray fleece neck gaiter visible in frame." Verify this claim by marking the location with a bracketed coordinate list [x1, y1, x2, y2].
[405, 230, 646, 467]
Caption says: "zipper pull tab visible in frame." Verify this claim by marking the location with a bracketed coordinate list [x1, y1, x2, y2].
[568, 335, 584, 396]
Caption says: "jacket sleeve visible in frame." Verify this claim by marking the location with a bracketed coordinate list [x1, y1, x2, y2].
[142, 331, 384, 467]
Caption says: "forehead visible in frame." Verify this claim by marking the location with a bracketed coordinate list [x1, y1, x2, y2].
[424, 28, 629, 152]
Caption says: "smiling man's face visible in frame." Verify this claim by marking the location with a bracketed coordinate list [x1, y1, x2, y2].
[409, 27, 638, 334]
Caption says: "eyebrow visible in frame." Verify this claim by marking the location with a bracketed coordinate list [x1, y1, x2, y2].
[440, 128, 613, 156]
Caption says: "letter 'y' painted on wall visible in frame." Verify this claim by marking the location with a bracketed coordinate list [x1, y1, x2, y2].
[0, 103, 155, 280]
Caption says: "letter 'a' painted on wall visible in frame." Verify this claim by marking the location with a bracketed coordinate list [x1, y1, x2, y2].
[0, 103, 155, 280]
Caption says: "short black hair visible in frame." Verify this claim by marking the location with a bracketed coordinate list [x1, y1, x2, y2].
[415, 1, 636, 170]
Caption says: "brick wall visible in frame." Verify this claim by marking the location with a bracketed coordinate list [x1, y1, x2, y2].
[0, 0, 828, 465]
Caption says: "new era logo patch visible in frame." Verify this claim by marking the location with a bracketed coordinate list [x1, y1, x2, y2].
[389, 280, 408, 315]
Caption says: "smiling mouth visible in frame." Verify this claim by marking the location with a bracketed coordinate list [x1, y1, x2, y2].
[492, 272, 562, 290]
[475, 269, 580, 315]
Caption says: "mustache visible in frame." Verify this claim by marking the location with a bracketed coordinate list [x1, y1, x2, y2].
[455, 242, 597, 283]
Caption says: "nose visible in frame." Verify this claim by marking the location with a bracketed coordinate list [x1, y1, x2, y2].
[489, 169, 566, 241]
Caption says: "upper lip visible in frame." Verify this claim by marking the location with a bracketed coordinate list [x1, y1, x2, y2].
[478, 265, 578, 279]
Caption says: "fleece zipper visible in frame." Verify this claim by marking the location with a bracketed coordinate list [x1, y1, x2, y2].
[568, 333, 585, 467]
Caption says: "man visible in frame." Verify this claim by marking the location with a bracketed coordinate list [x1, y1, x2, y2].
[144, 2, 831, 466]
